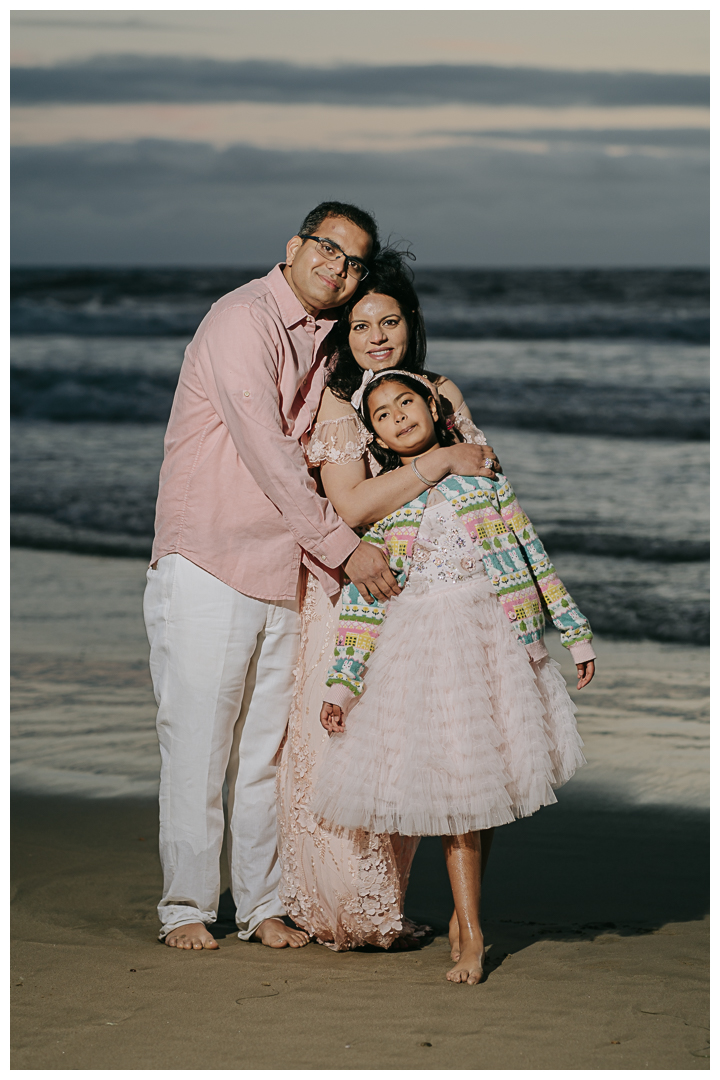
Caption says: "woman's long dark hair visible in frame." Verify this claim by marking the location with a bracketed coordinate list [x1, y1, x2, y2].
[325, 247, 427, 402]
[359, 372, 459, 474]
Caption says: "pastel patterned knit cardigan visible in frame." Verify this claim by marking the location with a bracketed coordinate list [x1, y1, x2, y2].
[324, 473, 594, 711]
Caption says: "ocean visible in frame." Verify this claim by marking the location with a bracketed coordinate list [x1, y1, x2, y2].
[11, 267, 709, 646]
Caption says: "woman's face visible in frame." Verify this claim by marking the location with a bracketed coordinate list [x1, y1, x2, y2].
[348, 293, 410, 372]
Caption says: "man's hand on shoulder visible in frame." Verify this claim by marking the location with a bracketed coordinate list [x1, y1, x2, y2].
[344, 541, 401, 603]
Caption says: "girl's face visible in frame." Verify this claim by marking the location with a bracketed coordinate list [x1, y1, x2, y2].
[348, 293, 410, 372]
[366, 380, 440, 462]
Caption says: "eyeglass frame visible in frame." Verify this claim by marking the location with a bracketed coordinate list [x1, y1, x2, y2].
[298, 235, 371, 281]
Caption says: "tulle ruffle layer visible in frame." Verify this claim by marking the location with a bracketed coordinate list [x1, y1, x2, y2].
[311, 577, 585, 836]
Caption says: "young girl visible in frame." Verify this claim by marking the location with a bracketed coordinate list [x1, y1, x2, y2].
[312, 370, 596, 985]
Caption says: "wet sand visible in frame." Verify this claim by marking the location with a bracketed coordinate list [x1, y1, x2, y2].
[11, 549, 709, 1070]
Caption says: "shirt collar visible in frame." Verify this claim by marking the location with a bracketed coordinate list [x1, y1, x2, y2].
[266, 263, 338, 331]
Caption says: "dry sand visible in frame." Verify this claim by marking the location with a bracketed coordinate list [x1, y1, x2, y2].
[11, 549, 709, 1070]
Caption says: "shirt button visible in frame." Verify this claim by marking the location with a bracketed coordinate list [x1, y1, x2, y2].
[243, 390, 250, 398]
[320, 554, 327, 562]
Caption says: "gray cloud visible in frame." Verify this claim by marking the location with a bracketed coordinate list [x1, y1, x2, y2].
[11, 139, 708, 267]
[11, 56, 709, 107]
[12, 14, 163, 29]
[437, 128, 709, 149]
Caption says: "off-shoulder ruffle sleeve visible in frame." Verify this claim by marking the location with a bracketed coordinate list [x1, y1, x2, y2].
[305, 413, 374, 467]
[451, 410, 487, 446]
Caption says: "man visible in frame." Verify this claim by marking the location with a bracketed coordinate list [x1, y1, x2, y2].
[144, 200, 498, 951]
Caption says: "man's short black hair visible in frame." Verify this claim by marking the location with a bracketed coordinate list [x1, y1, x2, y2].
[297, 201, 380, 260]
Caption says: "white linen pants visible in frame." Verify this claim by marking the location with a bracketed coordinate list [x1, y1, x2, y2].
[143, 554, 301, 940]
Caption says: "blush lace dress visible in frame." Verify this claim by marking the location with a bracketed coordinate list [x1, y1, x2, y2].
[276, 407, 482, 949]
[276, 412, 423, 950]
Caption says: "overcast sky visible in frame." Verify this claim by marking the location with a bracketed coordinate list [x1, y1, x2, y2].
[10, 10, 709, 267]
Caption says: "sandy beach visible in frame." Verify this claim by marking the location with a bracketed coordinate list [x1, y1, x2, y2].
[11, 548, 709, 1070]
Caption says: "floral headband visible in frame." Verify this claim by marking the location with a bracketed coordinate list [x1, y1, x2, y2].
[349, 367, 441, 413]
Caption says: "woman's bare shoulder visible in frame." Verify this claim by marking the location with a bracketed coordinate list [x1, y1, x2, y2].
[315, 386, 357, 423]
[425, 371, 464, 410]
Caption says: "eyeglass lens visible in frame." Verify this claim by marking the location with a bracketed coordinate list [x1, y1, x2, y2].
[314, 239, 367, 280]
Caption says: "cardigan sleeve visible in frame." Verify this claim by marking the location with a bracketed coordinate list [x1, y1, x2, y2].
[495, 477, 595, 657]
[324, 519, 393, 709]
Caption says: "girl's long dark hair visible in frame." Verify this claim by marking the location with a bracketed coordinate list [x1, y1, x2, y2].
[325, 247, 427, 402]
[360, 372, 460, 474]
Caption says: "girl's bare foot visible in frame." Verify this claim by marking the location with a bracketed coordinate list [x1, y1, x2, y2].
[164, 922, 218, 950]
[448, 910, 460, 962]
[446, 938, 484, 985]
[253, 917, 310, 948]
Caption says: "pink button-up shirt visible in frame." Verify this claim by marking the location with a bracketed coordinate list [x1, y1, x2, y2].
[151, 264, 360, 600]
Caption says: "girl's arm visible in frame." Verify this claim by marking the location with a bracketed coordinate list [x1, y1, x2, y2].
[495, 478, 595, 661]
[324, 580, 389, 706]
[320, 379, 499, 528]
[322, 519, 393, 728]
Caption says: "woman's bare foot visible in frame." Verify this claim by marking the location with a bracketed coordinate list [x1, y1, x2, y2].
[164, 922, 218, 950]
[389, 934, 422, 951]
[253, 917, 310, 948]
[446, 937, 484, 985]
[448, 910, 460, 962]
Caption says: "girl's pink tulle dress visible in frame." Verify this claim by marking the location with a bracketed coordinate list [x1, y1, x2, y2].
[311, 490, 586, 837]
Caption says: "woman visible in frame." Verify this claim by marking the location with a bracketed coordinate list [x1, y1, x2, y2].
[276, 250, 497, 951]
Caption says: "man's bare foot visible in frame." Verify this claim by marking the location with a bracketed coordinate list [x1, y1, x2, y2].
[446, 939, 485, 985]
[448, 910, 460, 962]
[164, 922, 218, 950]
[253, 917, 310, 949]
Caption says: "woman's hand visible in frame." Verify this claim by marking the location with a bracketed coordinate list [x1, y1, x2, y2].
[320, 702, 345, 733]
[441, 442, 501, 480]
[576, 661, 595, 689]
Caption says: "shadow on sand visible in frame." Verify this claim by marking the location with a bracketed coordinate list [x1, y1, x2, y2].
[403, 789, 709, 975]
[212, 790, 708, 964]
[11, 788, 706, 967]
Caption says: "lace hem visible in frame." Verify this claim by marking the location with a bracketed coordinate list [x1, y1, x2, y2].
[306, 414, 374, 466]
[276, 573, 416, 950]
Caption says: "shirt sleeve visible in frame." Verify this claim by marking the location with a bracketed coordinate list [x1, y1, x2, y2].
[197, 303, 360, 569]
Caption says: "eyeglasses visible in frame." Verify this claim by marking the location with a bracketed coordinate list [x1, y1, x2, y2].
[299, 235, 370, 282]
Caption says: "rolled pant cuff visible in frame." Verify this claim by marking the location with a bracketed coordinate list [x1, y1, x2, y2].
[236, 906, 288, 942]
[158, 908, 217, 941]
